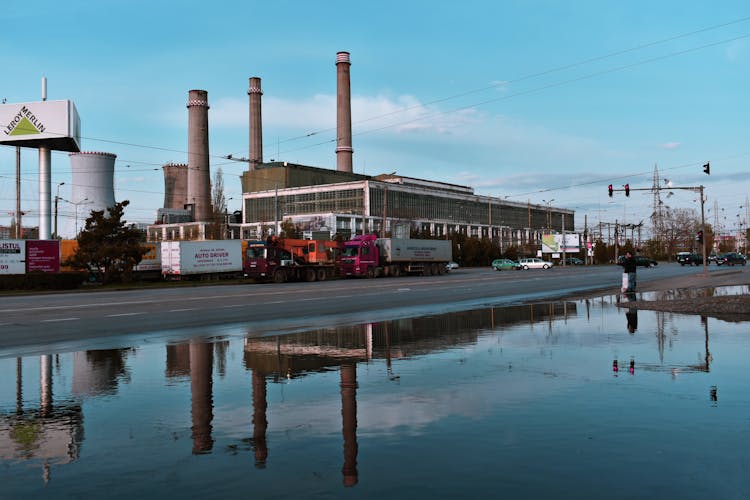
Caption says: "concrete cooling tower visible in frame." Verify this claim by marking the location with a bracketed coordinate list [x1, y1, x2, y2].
[66, 151, 116, 236]
[163, 162, 188, 209]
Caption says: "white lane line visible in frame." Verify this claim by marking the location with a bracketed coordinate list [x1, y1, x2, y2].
[221, 304, 244, 308]
[168, 308, 196, 312]
[397, 288, 412, 292]
[106, 312, 146, 317]
[41, 318, 79, 322]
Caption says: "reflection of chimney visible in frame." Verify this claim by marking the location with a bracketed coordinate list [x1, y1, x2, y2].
[336, 51, 353, 173]
[340, 363, 358, 486]
[248, 77, 263, 170]
[190, 340, 214, 454]
[252, 370, 269, 467]
[187, 89, 211, 222]
[162, 163, 188, 210]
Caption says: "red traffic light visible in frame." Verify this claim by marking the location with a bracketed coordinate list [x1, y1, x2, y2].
[608, 184, 613, 197]
[624, 184, 630, 197]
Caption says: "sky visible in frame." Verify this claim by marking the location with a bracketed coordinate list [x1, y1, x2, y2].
[1, 0, 749, 238]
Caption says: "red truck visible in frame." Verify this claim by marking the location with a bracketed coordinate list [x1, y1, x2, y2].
[340, 234, 452, 278]
[244, 238, 341, 283]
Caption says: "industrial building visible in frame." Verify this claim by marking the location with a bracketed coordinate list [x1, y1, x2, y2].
[146, 51, 574, 247]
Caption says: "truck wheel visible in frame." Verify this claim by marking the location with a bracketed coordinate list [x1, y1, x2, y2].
[316, 268, 327, 281]
[366, 267, 375, 278]
[391, 266, 401, 277]
[305, 268, 317, 282]
[272, 270, 286, 283]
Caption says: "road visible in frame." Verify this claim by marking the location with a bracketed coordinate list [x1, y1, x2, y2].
[0, 263, 740, 355]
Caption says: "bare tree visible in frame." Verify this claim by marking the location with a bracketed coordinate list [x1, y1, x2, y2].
[208, 168, 227, 239]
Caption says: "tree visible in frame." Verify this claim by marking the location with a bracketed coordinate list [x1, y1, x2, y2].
[208, 167, 227, 239]
[280, 218, 300, 238]
[65, 200, 146, 283]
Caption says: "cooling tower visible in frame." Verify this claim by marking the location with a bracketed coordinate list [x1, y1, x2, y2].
[187, 89, 211, 222]
[67, 151, 116, 236]
[248, 77, 263, 169]
[336, 51, 353, 173]
[163, 162, 188, 209]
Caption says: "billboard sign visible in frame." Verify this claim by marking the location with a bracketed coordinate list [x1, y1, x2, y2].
[542, 233, 580, 254]
[0, 240, 26, 274]
[0, 100, 81, 152]
[26, 240, 61, 273]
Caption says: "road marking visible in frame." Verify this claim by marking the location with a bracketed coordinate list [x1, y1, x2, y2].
[168, 308, 196, 312]
[107, 312, 145, 317]
[41, 318, 79, 322]
[397, 288, 412, 292]
[221, 304, 244, 308]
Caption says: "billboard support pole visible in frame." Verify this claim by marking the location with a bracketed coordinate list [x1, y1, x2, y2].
[15, 146, 21, 238]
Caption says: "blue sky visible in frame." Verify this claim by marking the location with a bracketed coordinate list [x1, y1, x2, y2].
[1, 0, 749, 237]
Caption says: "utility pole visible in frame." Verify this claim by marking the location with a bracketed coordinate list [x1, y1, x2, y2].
[16, 146, 21, 239]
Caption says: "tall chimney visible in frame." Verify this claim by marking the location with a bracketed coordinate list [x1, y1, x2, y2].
[248, 77, 263, 170]
[187, 89, 211, 222]
[336, 51, 353, 173]
[163, 162, 188, 210]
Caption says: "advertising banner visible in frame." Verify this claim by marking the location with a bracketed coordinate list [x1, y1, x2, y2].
[26, 240, 61, 273]
[0, 100, 81, 152]
[542, 233, 581, 254]
[0, 240, 26, 274]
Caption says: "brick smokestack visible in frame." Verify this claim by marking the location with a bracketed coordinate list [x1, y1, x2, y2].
[187, 89, 211, 222]
[336, 51, 353, 173]
[248, 77, 263, 170]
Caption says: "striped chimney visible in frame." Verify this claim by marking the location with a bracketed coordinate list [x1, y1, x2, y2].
[187, 89, 211, 222]
[248, 77, 263, 170]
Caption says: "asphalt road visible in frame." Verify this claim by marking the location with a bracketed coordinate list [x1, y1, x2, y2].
[0, 263, 740, 355]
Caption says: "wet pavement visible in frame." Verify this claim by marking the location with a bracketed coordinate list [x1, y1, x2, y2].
[2, 289, 749, 499]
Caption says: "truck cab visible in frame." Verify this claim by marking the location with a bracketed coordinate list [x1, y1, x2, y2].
[245, 244, 294, 282]
[341, 234, 380, 277]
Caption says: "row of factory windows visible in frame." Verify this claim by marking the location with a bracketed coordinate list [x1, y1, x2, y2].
[243, 186, 572, 231]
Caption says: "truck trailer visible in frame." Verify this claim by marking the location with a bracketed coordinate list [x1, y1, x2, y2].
[340, 234, 452, 277]
[161, 240, 243, 279]
[244, 238, 341, 283]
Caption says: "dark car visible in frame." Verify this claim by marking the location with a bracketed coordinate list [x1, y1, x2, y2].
[715, 252, 746, 266]
[564, 257, 584, 265]
[617, 255, 658, 268]
[676, 252, 703, 266]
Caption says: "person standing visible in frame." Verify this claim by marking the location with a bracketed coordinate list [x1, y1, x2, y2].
[619, 250, 637, 293]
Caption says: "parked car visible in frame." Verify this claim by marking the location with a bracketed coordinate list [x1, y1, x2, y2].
[564, 257, 584, 265]
[518, 257, 553, 270]
[491, 258, 520, 271]
[617, 255, 658, 268]
[676, 252, 703, 266]
[715, 252, 746, 266]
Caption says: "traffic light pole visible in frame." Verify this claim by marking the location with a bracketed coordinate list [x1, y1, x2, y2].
[610, 185, 707, 274]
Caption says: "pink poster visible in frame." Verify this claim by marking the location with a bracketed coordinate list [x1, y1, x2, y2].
[26, 240, 61, 273]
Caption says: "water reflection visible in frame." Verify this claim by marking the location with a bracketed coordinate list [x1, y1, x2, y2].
[1, 296, 748, 497]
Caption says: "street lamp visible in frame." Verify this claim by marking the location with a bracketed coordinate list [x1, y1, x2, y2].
[54, 182, 65, 238]
[59, 197, 89, 235]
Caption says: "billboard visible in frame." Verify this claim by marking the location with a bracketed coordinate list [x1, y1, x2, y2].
[0, 240, 26, 274]
[0, 100, 81, 152]
[542, 233, 580, 254]
[26, 240, 61, 273]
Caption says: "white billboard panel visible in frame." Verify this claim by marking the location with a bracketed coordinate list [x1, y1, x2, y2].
[542, 233, 580, 253]
[0, 100, 81, 152]
[0, 240, 26, 275]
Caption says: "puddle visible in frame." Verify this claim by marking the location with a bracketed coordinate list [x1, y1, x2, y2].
[1, 296, 749, 498]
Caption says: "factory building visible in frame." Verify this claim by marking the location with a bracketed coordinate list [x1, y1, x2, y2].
[146, 50, 574, 246]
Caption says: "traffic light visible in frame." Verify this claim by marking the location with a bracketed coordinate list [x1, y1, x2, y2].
[697, 230, 703, 243]
[624, 183, 630, 197]
[703, 162, 710, 175]
[608, 184, 613, 197]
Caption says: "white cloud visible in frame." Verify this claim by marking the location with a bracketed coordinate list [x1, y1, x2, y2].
[660, 141, 681, 150]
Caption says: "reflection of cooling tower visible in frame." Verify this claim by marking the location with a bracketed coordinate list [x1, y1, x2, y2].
[67, 151, 116, 237]
[163, 163, 188, 209]
[336, 51, 353, 173]
[187, 89, 211, 222]
[248, 77, 263, 170]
